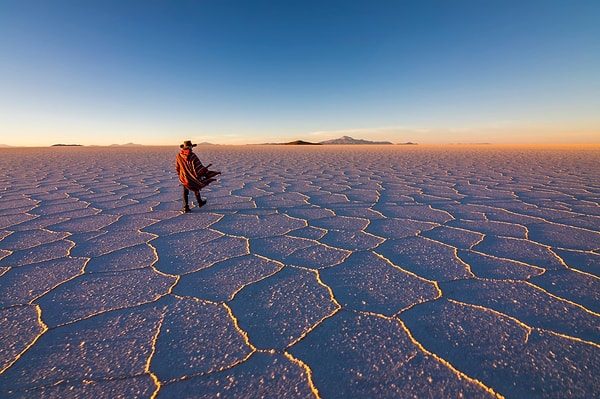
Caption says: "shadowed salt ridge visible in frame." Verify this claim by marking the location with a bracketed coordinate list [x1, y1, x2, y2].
[0, 145, 599, 398]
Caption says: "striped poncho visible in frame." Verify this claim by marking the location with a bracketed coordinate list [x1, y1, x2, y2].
[175, 149, 218, 193]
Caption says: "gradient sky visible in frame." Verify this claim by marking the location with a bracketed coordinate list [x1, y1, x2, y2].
[1, 0, 599, 146]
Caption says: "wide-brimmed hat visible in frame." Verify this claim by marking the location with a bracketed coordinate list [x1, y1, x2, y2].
[180, 140, 197, 149]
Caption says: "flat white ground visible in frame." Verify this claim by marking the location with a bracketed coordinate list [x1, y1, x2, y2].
[0, 145, 598, 398]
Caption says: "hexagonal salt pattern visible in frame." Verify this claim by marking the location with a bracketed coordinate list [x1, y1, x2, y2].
[1, 145, 599, 398]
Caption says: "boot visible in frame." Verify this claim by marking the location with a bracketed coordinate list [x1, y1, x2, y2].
[195, 194, 207, 208]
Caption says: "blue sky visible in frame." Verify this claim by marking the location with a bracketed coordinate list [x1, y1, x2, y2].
[1, 0, 599, 146]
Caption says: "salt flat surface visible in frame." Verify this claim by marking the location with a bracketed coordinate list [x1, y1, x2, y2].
[0, 145, 599, 398]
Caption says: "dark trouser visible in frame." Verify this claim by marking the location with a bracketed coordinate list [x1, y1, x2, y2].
[182, 187, 201, 208]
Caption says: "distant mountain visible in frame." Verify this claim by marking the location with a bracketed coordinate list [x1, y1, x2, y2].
[319, 136, 393, 145]
[257, 140, 321, 145]
[283, 140, 321, 145]
[110, 142, 142, 146]
[52, 144, 83, 147]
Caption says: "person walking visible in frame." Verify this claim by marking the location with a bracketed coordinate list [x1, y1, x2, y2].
[175, 140, 220, 213]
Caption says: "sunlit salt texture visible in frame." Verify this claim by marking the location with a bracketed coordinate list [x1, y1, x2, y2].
[0, 145, 598, 398]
